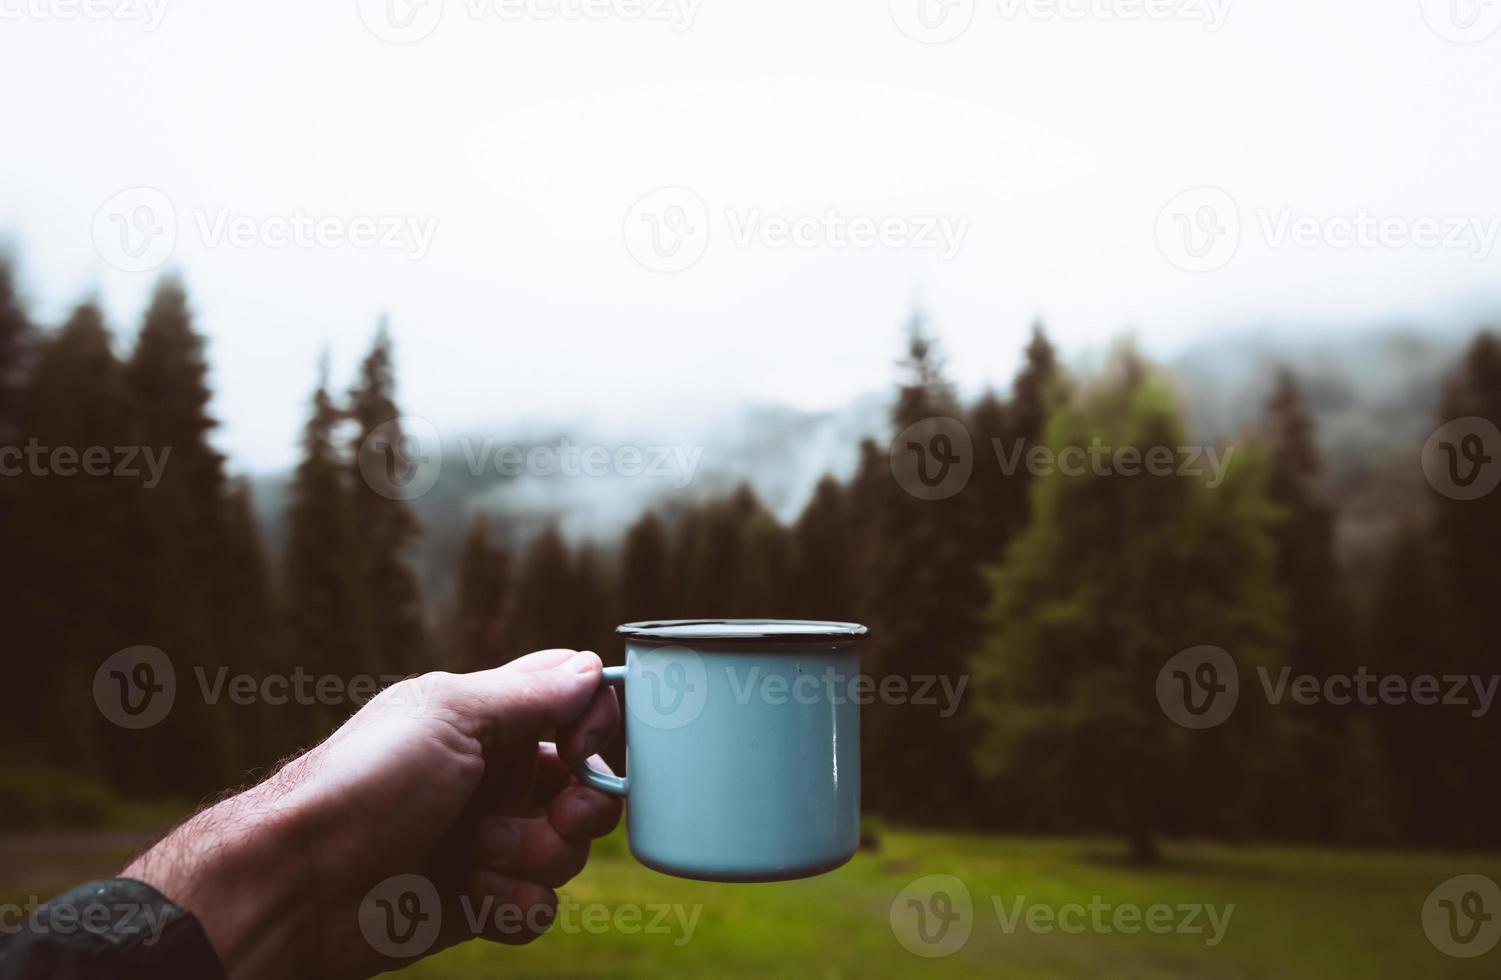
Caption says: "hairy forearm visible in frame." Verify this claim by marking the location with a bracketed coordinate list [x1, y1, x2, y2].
[124, 771, 318, 979]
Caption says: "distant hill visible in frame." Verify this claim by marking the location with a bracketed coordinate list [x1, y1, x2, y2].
[248, 323, 1484, 603]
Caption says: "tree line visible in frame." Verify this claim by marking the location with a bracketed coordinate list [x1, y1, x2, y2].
[0, 252, 1496, 856]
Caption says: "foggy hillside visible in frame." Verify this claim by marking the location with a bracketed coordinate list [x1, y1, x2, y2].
[249, 326, 1478, 602]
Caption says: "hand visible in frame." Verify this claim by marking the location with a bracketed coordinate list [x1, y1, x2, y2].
[124, 649, 624, 979]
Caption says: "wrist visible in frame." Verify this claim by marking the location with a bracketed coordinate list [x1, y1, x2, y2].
[125, 777, 317, 978]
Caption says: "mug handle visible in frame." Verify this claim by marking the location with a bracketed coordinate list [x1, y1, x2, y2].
[573, 665, 629, 796]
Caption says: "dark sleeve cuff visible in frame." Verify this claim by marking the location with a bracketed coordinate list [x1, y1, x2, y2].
[0, 878, 226, 980]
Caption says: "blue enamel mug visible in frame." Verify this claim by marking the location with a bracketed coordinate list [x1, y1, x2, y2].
[574, 620, 866, 882]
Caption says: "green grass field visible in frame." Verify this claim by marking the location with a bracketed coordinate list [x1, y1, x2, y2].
[4, 825, 1497, 977]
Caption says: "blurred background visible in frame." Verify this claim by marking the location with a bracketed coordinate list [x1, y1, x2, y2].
[2, 0, 1500, 975]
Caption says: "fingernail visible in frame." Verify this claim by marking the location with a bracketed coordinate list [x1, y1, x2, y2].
[483, 820, 518, 860]
[567, 651, 598, 674]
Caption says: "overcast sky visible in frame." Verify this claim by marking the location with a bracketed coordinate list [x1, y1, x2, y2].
[3, 0, 1500, 470]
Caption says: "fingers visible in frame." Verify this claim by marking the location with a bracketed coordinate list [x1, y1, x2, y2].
[473, 815, 591, 889]
[557, 675, 621, 768]
[530, 742, 574, 809]
[462, 870, 558, 946]
[443, 649, 604, 747]
[547, 774, 623, 842]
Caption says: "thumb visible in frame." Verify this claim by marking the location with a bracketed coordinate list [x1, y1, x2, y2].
[447, 649, 603, 745]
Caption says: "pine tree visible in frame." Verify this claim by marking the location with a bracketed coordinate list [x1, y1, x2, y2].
[1423, 330, 1501, 846]
[283, 360, 369, 741]
[963, 324, 1061, 605]
[1258, 368, 1382, 839]
[213, 478, 282, 774]
[1367, 525, 1458, 845]
[122, 276, 236, 790]
[970, 351, 1287, 862]
[0, 254, 34, 750]
[501, 526, 576, 661]
[571, 543, 617, 664]
[788, 477, 855, 620]
[619, 512, 671, 620]
[348, 323, 427, 674]
[451, 515, 511, 673]
[19, 303, 145, 779]
[862, 314, 990, 824]
[0, 252, 29, 441]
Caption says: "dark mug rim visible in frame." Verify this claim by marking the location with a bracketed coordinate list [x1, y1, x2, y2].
[616, 619, 868, 643]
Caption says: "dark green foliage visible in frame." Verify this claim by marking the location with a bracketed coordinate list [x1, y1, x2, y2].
[501, 526, 577, 662]
[282, 363, 370, 740]
[971, 353, 1288, 861]
[451, 515, 511, 673]
[787, 476, 856, 620]
[347, 324, 427, 674]
[2, 243, 1497, 850]
[860, 316, 990, 825]
[1384, 331, 1501, 847]
[619, 512, 671, 621]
